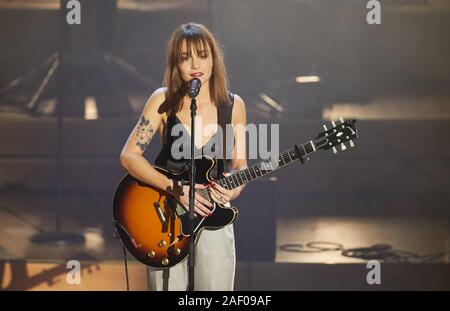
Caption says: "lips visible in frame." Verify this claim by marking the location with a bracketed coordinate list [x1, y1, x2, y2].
[190, 72, 203, 78]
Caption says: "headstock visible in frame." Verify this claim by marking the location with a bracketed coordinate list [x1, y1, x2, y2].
[314, 118, 358, 153]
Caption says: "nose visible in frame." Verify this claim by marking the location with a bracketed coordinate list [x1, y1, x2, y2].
[191, 56, 199, 69]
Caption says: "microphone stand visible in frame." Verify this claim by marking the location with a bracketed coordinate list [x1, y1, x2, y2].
[188, 95, 197, 291]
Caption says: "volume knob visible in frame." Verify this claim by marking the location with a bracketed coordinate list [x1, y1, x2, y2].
[158, 240, 167, 247]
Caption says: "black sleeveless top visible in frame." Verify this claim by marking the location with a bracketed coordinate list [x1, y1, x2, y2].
[154, 93, 235, 180]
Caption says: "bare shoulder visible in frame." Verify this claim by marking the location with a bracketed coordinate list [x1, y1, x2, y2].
[147, 87, 167, 107]
[231, 93, 246, 123]
[233, 93, 245, 108]
[141, 87, 167, 116]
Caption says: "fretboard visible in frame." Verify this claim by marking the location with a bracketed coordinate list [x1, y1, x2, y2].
[216, 140, 316, 190]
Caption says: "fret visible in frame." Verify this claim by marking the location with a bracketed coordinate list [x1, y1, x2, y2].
[289, 150, 297, 161]
[244, 169, 252, 181]
[249, 166, 255, 178]
[223, 179, 230, 190]
[278, 154, 285, 167]
[309, 142, 315, 154]
[310, 140, 316, 152]
[254, 166, 261, 177]
[267, 160, 274, 172]
[235, 172, 243, 185]
[237, 173, 243, 186]
[285, 151, 292, 163]
[216, 179, 223, 189]
[262, 161, 271, 174]
[259, 162, 268, 174]
[268, 159, 275, 171]
[240, 171, 248, 183]
[239, 171, 246, 184]
[289, 150, 295, 161]
[282, 151, 290, 164]
[303, 143, 309, 155]
[232, 174, 239, 187]
[224, 177, 232, 189]
[242, 171, 247, 183]
[258, 162, 265, 173]
[249, 166, 257, 179]
[229, 176, 235, 188]
[214, 140, 319, 190]
[304, 142, 314, 156]
[261, 161, 269, 173]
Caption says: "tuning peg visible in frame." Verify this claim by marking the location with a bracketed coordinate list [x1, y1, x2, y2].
[323, 124, 328, 131]
[349, 140, 355, 147]
[332, 146, 337, 154]
[341, 143, 347, 151]
[339, 117, 344, 123]
[331, 121, 336, 127]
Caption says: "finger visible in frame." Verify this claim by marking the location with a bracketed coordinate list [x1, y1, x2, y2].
[211, 182, 232, 199]
[195, 200, 211, 215]
[208, 188, 221, 204]
[191, 200, 208, 217]
[194, 206, 208, 217]
[195, 193, 214, 209]
[195, 200, 212, 216]
[181, 201, 208, 217]
[211, 180, 230, 194]
[195, 183, 207, 189]
[181, 203, 199, 217]
[209, 187, 229, 204]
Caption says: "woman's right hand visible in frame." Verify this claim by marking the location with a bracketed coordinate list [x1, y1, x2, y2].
[172, 182, 214, 217]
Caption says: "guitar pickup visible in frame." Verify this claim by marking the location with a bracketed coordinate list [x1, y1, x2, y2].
[154, 201, 167, 226]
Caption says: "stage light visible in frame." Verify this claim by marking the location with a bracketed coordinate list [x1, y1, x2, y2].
[84, 96, 98, 120]
[259, 93, 284, 112]
[295, 76, 321, 83]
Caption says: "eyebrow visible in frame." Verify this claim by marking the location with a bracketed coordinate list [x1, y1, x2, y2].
[180, 50, 206, 55]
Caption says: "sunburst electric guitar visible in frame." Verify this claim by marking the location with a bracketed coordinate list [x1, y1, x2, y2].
[113, 118, 358, 268]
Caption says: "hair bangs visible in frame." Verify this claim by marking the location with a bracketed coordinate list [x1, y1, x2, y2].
[176, 32, 210, 62]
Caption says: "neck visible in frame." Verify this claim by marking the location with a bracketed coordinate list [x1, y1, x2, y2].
[215, 140, 317, 191]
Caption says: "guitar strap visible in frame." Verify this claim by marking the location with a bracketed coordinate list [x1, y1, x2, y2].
[217, 92, 235, 179]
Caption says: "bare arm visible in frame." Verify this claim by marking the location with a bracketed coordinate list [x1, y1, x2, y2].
[119, 88, 175, 194]
[119, 88, 213, 216]
[230, 94, 248, 197]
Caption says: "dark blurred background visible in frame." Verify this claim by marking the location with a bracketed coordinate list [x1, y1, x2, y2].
[0, 0, 449, 290]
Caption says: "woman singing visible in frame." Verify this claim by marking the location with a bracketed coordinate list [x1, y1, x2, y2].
[119, 23, 247, 290]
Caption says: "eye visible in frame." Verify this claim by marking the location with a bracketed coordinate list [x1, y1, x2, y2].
[180, 55, 190, 62]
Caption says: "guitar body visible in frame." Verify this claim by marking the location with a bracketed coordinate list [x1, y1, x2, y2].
[113, 155, 238, 268]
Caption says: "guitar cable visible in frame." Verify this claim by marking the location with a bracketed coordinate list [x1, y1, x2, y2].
[123, 245, 130, 291]
[279, 241, 450, 263]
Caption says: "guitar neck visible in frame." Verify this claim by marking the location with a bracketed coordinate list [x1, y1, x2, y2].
[216, 140, 317, 190]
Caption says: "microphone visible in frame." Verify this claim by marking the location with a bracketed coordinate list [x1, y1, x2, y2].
[187, 78, 202, 98]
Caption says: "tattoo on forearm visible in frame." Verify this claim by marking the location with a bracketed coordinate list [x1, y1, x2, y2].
[136, 116, 154, 151]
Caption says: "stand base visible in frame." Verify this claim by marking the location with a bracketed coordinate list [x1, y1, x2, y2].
[30, 232, 85, 246]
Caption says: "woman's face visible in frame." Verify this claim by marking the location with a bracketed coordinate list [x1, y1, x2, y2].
[177, 40, 213, 87]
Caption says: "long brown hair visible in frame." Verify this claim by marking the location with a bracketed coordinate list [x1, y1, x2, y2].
[163, 23, 229, 114]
